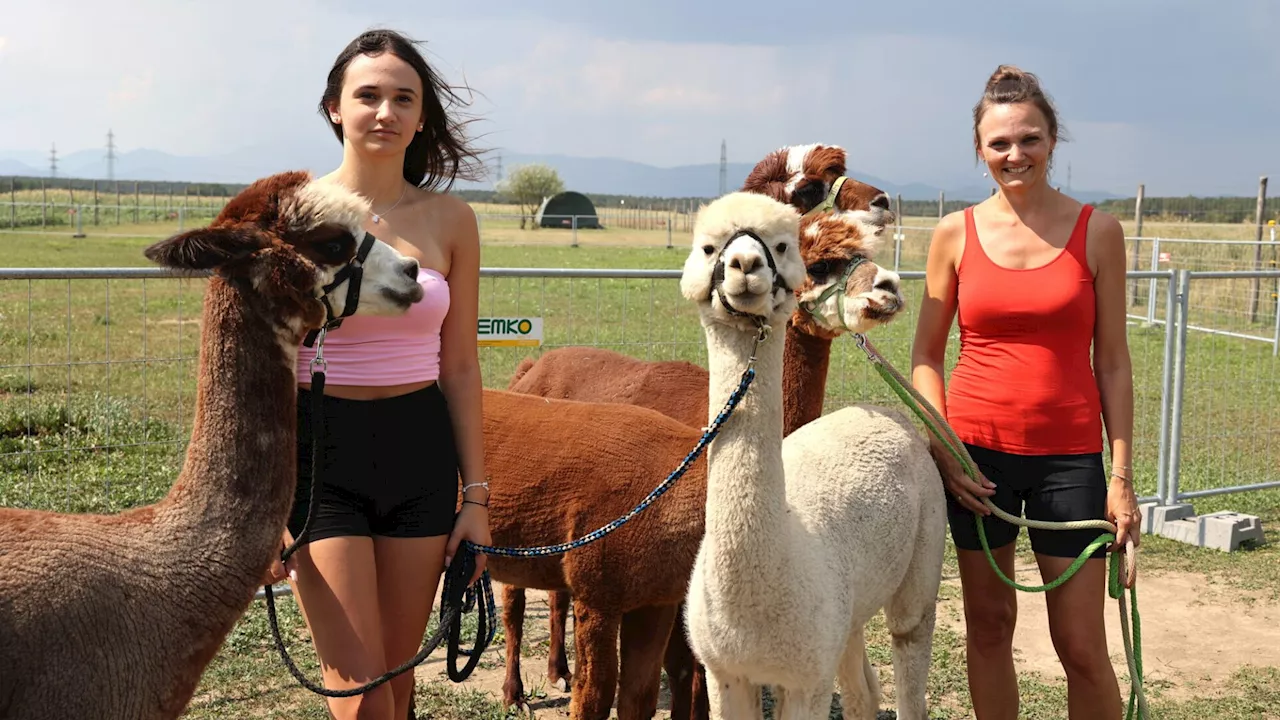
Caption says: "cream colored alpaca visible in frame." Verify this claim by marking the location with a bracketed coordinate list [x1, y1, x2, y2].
[681, 192, 947, 720]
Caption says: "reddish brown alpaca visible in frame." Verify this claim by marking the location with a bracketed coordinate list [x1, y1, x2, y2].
[495, 143, 902, 719]
[482, 388, 719, 720]
[0, 171, 423, 720]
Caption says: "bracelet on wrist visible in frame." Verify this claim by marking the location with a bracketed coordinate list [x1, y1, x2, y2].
[462, 499, 488, 509]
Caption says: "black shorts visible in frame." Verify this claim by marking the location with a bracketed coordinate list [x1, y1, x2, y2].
[287, 383, 460, 544]
[947, 442, 1109, 559]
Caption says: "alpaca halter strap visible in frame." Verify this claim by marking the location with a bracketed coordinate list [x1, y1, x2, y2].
[801, 175, 849, 219]
[302, 231, 378, 349]
[798, 255, 869, 331]
[710, 228, 792, 322]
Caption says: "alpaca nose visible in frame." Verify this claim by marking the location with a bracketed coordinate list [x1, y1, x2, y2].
[874, 267, 901, 293]
[403, 258, 420, 280]
[728, 251, 761, 274]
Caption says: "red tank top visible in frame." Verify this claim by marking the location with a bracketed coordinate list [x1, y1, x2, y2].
[945, 204, 1104, 455]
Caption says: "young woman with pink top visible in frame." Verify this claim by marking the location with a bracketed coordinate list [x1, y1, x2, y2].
[263, 28, 491, 720]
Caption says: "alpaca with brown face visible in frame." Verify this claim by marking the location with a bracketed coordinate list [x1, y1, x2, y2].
[0, 170, 422, 720]
[499, 143, 905, 719]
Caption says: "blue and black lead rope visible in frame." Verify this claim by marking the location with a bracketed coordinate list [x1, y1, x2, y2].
[265, 346, 759, 695]
[464, 364, 757, 559]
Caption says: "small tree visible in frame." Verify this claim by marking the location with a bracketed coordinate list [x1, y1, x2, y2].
[496, 163, 565, 229]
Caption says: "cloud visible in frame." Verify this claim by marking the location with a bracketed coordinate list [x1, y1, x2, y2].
[0, 1, 1274, 196]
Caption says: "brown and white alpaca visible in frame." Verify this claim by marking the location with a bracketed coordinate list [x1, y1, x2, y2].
[500, 143, 902, 718]
[681, 192, 946, 718]
[0, 171, 424, 720]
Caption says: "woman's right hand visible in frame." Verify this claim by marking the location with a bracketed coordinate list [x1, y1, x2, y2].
[262, 529, 298, 586]
[931, 441, 997, 515]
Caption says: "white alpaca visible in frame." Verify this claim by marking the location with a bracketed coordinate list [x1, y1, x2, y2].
[681, 191, 947, 719]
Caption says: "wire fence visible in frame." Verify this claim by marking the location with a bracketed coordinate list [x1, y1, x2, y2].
[1, 266, 1276, 521]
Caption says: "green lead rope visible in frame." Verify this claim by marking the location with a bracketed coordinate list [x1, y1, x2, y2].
[852, 333, 1147, 720]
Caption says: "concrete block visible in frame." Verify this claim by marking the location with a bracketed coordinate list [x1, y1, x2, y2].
[1198, 511, 1266, 552]
[1144, 503, 1195, 535]
[1154, 509, 1266, 552]
[1157, 517, 1203, 547]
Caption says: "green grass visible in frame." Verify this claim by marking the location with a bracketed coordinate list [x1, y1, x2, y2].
[1, 229, 1278, 718]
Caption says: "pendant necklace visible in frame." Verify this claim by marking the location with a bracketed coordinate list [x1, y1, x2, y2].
[371, 182, 409, 224]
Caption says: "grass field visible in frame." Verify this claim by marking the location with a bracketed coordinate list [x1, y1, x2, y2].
[1, 226, 1278, 718]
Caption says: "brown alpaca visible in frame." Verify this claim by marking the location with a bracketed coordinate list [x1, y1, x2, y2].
[0, 171, 424, 720]
[481, 388, 710, 720]
[491, 144, 903, 720]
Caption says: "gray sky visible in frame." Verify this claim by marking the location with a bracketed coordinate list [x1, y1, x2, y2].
[0, 0, 1275, 196]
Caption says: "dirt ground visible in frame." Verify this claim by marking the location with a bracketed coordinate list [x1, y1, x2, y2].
[943, 561, 1280, 702]
[413, 564, 1280, 718]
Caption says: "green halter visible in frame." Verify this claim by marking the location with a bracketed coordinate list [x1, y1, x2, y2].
[797, 255, 869, 332]
[801, 176, 848, 219]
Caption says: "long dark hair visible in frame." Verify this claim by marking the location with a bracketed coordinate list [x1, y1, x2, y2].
[320, 28, 486, 192]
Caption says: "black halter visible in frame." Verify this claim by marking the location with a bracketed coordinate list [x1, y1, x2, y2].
[709, 228, 792, 320]
[302, 231, 378, 348]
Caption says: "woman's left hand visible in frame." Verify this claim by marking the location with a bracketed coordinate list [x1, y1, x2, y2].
[446, 503, 491, 587]
[1106, 476, 1142, 585]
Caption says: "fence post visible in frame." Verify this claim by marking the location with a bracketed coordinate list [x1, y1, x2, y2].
[667, 212, 673, 249]
[1248, 176, 1268, 323]
[1146, 238, 1160, 324]
[571, 215, 578, 248]
[178, 207, 185, 233]
[938, 190, 944, 220]
[9, 177, 14, 229]
[41, 177, 46, 228]
[1164, 269, 1192, 505]
[1155, 270, 1178, 506]
[1273, 282, 1279, 357]
[1130, 184, 1144, 305]
[894, 194, 903, 272]
[72, 205, 85, 238]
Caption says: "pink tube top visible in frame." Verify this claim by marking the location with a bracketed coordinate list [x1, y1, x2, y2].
[296, 267, 451, 386]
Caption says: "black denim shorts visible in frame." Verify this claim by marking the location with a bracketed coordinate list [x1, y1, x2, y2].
[947, 442, 1109, 559]
[287, 383, 460, 544]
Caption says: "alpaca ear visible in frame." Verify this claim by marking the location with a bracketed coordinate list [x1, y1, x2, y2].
[144, 227, 267, 270]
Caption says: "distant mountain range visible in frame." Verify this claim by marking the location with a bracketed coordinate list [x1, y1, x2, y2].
[0, 146, 1125, 203]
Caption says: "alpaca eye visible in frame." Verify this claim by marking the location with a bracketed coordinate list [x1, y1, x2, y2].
[323, 241, 344, 256]
[702, 244, 715, 255]
[774, 243, 787, 254]
[806, 261, 830, 277]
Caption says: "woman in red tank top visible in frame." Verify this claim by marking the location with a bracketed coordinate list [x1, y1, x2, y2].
[910, 65, 1140, 719]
